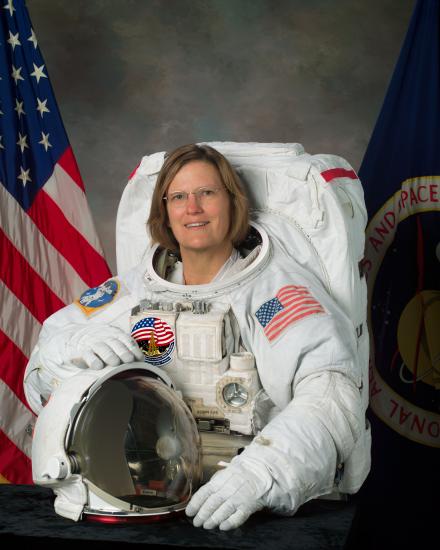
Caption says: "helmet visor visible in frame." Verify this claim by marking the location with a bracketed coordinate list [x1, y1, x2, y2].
[67, 371, 201, 513]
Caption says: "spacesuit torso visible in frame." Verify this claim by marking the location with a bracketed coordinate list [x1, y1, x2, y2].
[24, 218, 370, 508]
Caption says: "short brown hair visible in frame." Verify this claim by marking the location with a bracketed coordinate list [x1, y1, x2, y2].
[148, 144, 249, 252]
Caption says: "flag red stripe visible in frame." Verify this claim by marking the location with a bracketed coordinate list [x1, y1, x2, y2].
[156, 337, 173, 344]
[0, 430, 33, 484]
[156, 329, 173, 336]
[132, 328, 153, 336]
[321, 168, 358, 183]
[277, 290, 311, 305]
[57, 146, 85, 191]
[266, 308, 326, 341]
[132, 330, 173, 343]
[27, 190, 111, 288]
[279, 296, 321, 311]
[277, 285, 307, 296]
[132, 330, 153, 340]
[277, 292, 323, 314]
[0, 229, 65, 323]
[276, 285, 308, 300]
[0, 330, 31, 407]
[265, 285, 325, 340]
[268, 302, 325, 336]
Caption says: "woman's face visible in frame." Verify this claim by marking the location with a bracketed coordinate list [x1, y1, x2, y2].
[165, 160, 232, 257]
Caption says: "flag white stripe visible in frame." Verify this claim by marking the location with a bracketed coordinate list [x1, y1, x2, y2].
[0, 380, 35, 458]
[266, 306, 325, 339]
[278, 295, 321, 311]
[0, 184, 88, 303]
[278, 286, 307, 297]
[132, 330, 173, 344]
[132, 328, 153, 338]
[271, 297, 322, 324]
[43, 164, 105, 256]
[269, 301, 325, 332]
[0, 280, 42, 357]
[277, 285, 307, 297]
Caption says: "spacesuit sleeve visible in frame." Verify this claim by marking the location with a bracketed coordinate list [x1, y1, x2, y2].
[23, 278, 136, 415]
[23, 304, 95, 414]
[239, 309, 364, 515]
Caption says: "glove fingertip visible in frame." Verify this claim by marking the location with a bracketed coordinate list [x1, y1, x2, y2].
[89, 360, 105, 370]
[118, 351, 135, 364]
[192, 515, 204, 528]
[185, 505, 196, 517]
[81, 350, 105, 370]
[106, 355, 121, 367]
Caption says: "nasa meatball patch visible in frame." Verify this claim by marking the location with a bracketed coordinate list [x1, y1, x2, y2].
[75, 279, 121, 317]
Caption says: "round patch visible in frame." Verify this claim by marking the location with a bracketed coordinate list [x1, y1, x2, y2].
[79, 280, 119, 308]
[363, 177, 440, 447]
[131, 317, 175, 366]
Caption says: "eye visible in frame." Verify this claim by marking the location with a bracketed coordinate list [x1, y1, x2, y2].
[170, 192, 187, 202]
[200, 188, 216, 197]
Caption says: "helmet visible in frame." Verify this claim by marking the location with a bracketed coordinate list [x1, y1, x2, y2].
[32, 362, 202, 522]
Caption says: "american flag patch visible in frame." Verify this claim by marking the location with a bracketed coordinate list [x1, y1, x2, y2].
[131, 317, 174, 346]
[255, 285, 326, 342]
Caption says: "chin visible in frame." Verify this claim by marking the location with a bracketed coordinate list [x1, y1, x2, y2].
[181, 241, 228, 254]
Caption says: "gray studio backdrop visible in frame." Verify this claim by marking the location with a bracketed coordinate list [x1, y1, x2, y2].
[27, 0, 415, 274]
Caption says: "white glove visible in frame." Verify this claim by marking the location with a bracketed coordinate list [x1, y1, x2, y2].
[185, 457, 272, 531]
[40, 323, 144, 371]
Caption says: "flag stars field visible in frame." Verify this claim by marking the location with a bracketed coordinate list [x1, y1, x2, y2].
[7, 30, 20, 49]
[11, 64, 24, 83]
[16, 132, 28, 153]
[17, 166, 31, 186]
[30, 63, 47, 83]
[14, 98, 25, 117]
[39, 132, 51, 151]
[36, 98, 49, 117]
[28, 28, 37, 49]
[3, 1, 15, 17]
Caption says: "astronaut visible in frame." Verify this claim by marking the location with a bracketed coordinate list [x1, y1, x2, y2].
[24, 143, 371, 530]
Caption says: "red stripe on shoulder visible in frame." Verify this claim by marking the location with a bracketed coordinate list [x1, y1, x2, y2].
[129, 162, 141, 180]
[321, 168, 358, 183]
[27, 190, 112, 288]
[57, 146, 85, 191]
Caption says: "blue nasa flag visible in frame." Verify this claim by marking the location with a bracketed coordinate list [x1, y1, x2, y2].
[355, 1, 440, 547]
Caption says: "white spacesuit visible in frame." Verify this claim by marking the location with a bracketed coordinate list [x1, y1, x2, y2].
[24, 142, 371, 529]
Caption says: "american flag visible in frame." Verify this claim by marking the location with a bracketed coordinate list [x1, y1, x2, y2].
[131, 317, 174, 347]
[0, 1, 111, 484]
[255, 285, 326, 342]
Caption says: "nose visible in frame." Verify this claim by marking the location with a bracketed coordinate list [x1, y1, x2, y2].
[185, 192, 203, 213]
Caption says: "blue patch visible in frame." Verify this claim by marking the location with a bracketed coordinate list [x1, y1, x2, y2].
[79, 280, 119, 308]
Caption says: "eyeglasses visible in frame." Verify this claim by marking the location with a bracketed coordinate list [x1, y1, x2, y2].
[163, 186, 225, 208]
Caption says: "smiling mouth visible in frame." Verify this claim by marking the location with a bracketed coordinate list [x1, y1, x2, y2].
[185, 222, 209, 228]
